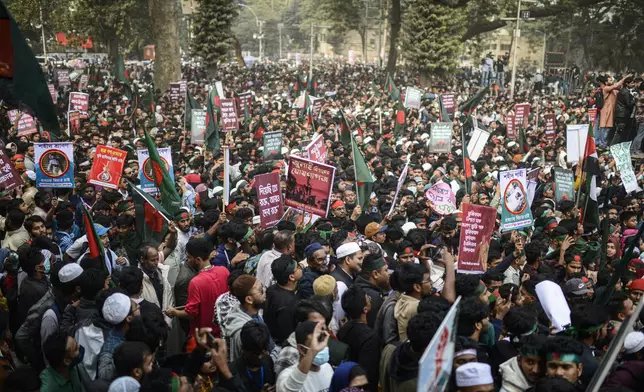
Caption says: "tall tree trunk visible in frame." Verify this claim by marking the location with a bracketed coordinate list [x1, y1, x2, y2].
[360, 29, 367, 62]
[233, 37, 245, 68]
[385, 0, 400, 74]
[107, 37, 120, 64]
[149, 0, 181, 93]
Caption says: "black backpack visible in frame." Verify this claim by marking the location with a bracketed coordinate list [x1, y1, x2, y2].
[594, 88, 605, 110]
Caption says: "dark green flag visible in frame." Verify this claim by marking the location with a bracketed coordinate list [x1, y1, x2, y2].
[0, 3, 60, 135]
[185, 91, 201, 126]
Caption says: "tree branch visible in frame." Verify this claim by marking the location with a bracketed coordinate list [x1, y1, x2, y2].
[461, 0, 609, 41]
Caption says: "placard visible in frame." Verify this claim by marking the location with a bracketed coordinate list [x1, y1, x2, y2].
[67, 111, 81, 136]
[0, 149, 23, 192]
[57, 69, 70, 87]
[417, 297, 460, 392]
[263, 131, 283, 160]
[48, 84, 57, 103]
[179, 80, 187, 95]
[236, 91, 253, 114]
[88, 145, 127, 189]
[441, 93, 456, 114]
[457, 203, 497, 273]
[255, 172, 284, 228]
[34, 143, 74, 188]
[303, 134, 327, 163]
[544, 114, 556, 141]
[404, 87, 422, 109]
[588, 108, 597, 125]
[190, 109, 206, 145]
[611, 142, 642, 194]
[514, 103, 530, 129]
[310, 97, 325, 119]
[215, 81, 225, 98]
[8, 110, 38, 137]
[169, 82, 182, 101]
[467, 127, 490, 162]
[389, 163, 409, 216]
[553, 168, 575, 203]
[285, 156, 336, 218]
[506, 115, 517, 140]
[78, 74, 89, 90]
[425, 182, 457, 215]
[220, 98, 238, 131]
[429, 122, 452, 153]
[566, 124, 589, 163]
[137, 147, 175, 194]
[68, 92, 89, 119]
[500, 169, 534, 232]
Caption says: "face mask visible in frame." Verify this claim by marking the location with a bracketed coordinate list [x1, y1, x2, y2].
[312, 347, 330, 366]
[71, 345, 85, 368]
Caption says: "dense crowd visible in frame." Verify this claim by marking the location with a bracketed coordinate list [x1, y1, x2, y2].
[1, 57, 644, 392]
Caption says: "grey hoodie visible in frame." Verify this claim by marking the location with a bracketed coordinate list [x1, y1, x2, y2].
[221, 305, 253, 363]
[499, 356, 532, 392]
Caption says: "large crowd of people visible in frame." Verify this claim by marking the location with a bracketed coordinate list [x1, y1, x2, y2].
[1, 55, 644, 392]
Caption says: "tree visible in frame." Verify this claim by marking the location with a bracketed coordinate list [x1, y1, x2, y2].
[401, 1, 465, 80]
[150, 0, 181, 93]
[192, 0, 238, 73]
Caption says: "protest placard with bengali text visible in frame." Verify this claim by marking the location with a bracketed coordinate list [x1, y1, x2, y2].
[611, 142, 642, 194]
[8, 110, 38, 137]
[285, 156, 336, 218]
[35, 143, 74, 188]
[425, 182, 457, 215]
[0, 148, 23, 192]
[68, 92, 89, 119]
[442, 93, 456, 114]
[304, 134, 327, 163]
[170, 82, 182, 101]
[544, 114, 556, 141]
[255, 172, 284, 228]
[78, 74, 89, 90]
[404, 87, 422, 109]
[457, 204, 496, 273]
[429, 122, 452, 153]
[220, 99, 238, 131]
[57, 69, 70, 87]
[263, 131, 283, 160]
[190, 109, 206, 145]
[514, 103, 530, 129]
[88, 145, 127, 189]
[67, 111, 81, 136]
[137, 148, 175, 194]
[553, 168, 575, 203]
[500, 169, 534, 231]
[506, 115, 517, 140]
[48, 84, 57, 103]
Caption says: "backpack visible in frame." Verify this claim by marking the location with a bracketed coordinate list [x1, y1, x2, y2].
[594, 88, 605, 110]
[13, 290, 55, 369]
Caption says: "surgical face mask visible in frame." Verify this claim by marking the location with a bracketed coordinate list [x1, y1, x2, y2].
[312, 347, 330, 366]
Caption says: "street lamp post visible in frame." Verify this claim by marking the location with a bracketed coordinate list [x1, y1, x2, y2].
[239, 4, 263, 62]
[507, 0, 536, 99]
[277, 23, 284, 60]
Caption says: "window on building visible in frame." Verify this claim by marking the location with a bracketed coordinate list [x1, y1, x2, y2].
[489, 44, 497, 51]
[500, 44, 511, 51]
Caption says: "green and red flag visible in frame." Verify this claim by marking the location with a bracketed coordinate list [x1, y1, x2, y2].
[127, 179, 170, 245]
[0, 3, 60, 135]
[385, 73, 401, 102]
[205, 88, 221, 152]
[142, 127, 182, 216]
[113, 55, 133, 101]
[459, 88, 487, 115]
[81, 205, 107, 273]
[351, 135, 374, 211]
[394, 102, 406, 139]
[307, 74, 318, 96]
[185, 90, 201, 128]
[518, 127, 529, 153]
[439, 95, 451, 122]
[252, 118, 266, 140]
[577, 122, 600, 229]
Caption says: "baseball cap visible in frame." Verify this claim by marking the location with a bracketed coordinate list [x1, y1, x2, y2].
[564, 278, 590, 297]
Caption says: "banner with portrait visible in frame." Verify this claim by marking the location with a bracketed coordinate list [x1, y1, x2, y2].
[88, 145, 128, 189]
[137, 147, 175, 194]
[35, 143, 75, 188]
[500, 169, 534, 232]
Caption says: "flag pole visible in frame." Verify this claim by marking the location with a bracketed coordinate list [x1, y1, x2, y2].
[129, 184, 172, 223]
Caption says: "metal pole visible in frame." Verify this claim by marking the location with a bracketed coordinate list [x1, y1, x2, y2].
[309, 24, 314, 80]
[40, 5, 47, 62]
[278, 23, 283, 60]
[509, 0, 521, 99]
[541, 32, 546, 73]
[259, 21, 263, 63]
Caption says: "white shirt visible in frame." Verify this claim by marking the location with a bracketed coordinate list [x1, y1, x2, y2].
[256, 249, 282, 288]
[276, 363, 334, 392]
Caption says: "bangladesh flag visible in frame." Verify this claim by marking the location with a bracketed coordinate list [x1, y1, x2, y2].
[307, 75, 318, 97]
[142, 127, 182, 216]
[113, 55, 133, 101]
[252, 118, 266, 140]
[385, 73, 401, 102]
[577, 123, 600, 229]
[394, 103, 406, 139]
[370, 81, 382, 97]
[461, 122, 472, 195]
[518, 127, 529, 153]
[0, 3, 60, 135]
[128, 179, 170, 245]
[205, 88, 221, 152]
[459, 88, 487, 115]
[351, 135, 374, 211]
[81, 205, 107, 274]
[439, 95, 451, 122]
[185, 91, 201, 127]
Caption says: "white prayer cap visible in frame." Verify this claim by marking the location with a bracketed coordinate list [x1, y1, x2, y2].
[625, 332, 644, 354]
[59, 263, 83, 283]
[507, 141, 518, 148]
[102, 293, 132, 325]
[455, 362, 493, 388]
[336, 242, 361, 259]
[422, 163, 432, 172]
[363, 136, 373, 144]
[420, 133, 430, 141]
[281, 147, 289, 155]
[401, 222, 417, 236]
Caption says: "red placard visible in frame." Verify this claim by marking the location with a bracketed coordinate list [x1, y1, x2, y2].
[48, 84, 57, 103]
[220, 98, 238, 132]
[457, 203, 497, 274]
[506, 115, 517, 140]
[88, 145, 127, 189]
[514, 103, 531, 129]
[8, 110, 38, 137]
[588, 108, 597, 125]
[544, 114, 556, 141]
[304, 134, 327, 163]
[285, 156, 336, 218]
[69, 92, 89, 119]
[255, 172, 284, 228]
[68, 111, 81, 135]
[442, 93, 456, 113]
[0, 148, 23, 192]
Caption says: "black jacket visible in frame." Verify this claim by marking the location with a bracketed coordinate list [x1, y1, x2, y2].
[337, 321, 381, 391]
[616, 87, 635, 120]
[354, 277, 385, 328]
[297, 268, 324, 300]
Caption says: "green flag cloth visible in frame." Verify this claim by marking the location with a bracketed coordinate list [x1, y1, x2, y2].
[81, 205, 107, 274]
[142, 127, 181, 216]
[205, 88, 221, 152]
[458, 88, 487, 114]
[0, 3, 60, 135]
[462, 119, 473, 195]
[385, 73, 401, 102]
[185, 91, 201, 127]
[439, 95, 451, 122]
[128, 179, 169, 245]
[394, 102, 406, 139]
[352, 136, 374, 211]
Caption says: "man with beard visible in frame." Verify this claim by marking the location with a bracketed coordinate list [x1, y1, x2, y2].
[299, 243, 329, 300]
[394, 263, 434, 342]
[264, 255, 303, 345]
[355, 253, 390, 327]
[163, 209, 196, 284]
[97, 292, 142, 382]
[223, 275, 276, 363]
[74, 183, 97, 228]
[330, 200, 348, 221]
[332, 242, 364, 322]
[111, 215, 140, 268]
[139, 244, 174, 328]
[431, 216, 460, 254]
[343, 188, 358, 213]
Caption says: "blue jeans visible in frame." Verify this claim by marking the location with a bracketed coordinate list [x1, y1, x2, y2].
[596, 127, 611, 147]
[498, 72, 505, 89]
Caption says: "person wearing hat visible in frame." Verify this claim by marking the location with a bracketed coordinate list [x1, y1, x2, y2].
[264, 255, 303, 346]
[299, 243, 330, 300]
[330, 200, 348, 220]
[563, 278, 592, 302]
[628, 278, 644, 306]
[602, 331, 644, 389]
[455, 362, 494, 392]
[354, 253, 390, 328]
[331, 242, 364, 322]
[76, 224, 128, 273]
[364, 222, 387, 246]
[97, 292, 142, 381]
[542, 336, 584, 386]
[222, 275, 273, 363]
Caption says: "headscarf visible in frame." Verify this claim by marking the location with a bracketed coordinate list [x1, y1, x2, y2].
[329, 362, 360, 392]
